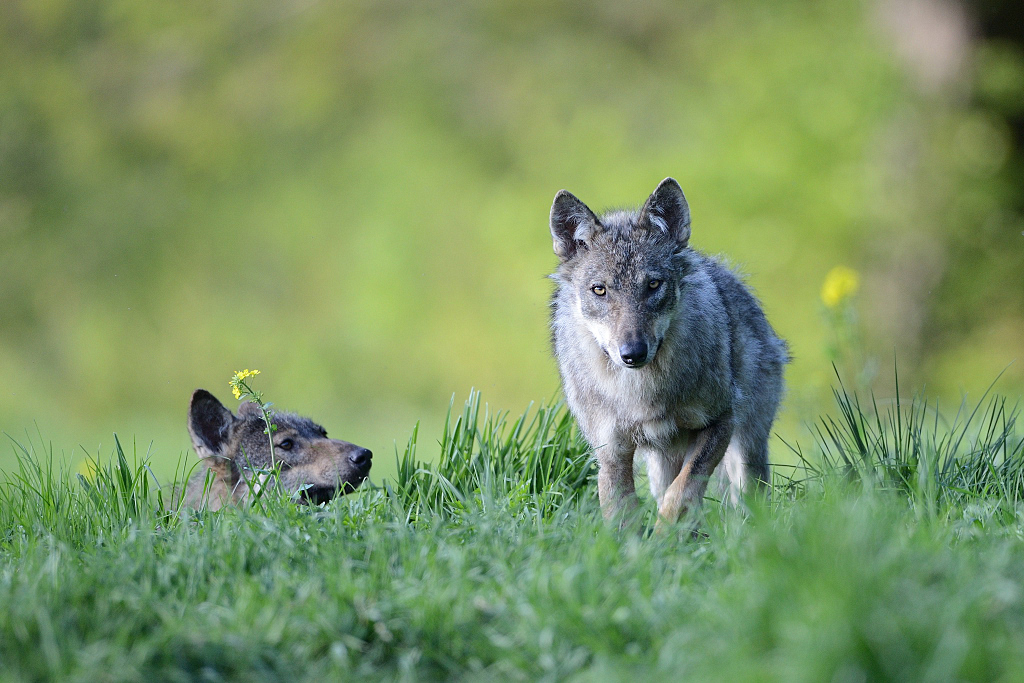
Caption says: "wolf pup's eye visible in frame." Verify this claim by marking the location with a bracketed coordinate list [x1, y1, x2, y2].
[278, 438, 294, 451]
[591, 285, 606, 296]
[648, 279, 662, 290]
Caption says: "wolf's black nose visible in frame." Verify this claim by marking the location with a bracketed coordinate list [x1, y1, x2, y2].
[619, 340, 649, 366]
[349, 448, 372, 468]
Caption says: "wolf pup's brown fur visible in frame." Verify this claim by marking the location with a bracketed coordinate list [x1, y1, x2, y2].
[549, 178, 788, 531]
[183, 389, 372, 509]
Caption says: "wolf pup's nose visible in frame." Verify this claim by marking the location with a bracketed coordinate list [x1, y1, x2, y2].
[619, 340, 649, 367]
[349, 448, 372, 468]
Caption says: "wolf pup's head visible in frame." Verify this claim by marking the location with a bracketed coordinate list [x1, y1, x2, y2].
[550, 177, 691, 370]
[187, 389, 372, 505]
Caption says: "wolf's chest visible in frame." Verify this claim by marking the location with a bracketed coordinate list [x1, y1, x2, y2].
[581, 360, 714, 433]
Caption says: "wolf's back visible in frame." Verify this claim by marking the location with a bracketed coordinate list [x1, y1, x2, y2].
[689, 252, 789, 429]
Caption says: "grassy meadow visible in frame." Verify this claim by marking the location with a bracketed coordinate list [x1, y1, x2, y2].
[1, 385, 1023, 681]
[2, 1, 1023, 678]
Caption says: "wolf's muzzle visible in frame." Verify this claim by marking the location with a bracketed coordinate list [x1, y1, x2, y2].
[299, 485, 341, 506]
[349, 447, 372, 471]
[619, 340, 649, 367]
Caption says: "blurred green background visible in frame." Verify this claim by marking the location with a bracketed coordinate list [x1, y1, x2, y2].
[1, 0, 1022, 482]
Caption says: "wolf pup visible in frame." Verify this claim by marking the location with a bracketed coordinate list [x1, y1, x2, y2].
[183, 389, 372, 509]
[549, 178, 788, 530]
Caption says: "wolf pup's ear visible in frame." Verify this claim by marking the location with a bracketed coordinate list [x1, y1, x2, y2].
[641, 177, 691, 247]
[550, 190, 600, 261]
[188, 389, 238, 457]
[238, 401, 263, 418]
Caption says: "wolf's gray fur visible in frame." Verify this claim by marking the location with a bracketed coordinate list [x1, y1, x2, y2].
[183, 389, 372, 509]
[549, 178, 788, 530]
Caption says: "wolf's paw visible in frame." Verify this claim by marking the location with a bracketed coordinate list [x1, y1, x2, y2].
[654, 512, 706, 541]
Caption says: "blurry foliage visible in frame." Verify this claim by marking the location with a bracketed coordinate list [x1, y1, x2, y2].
[0, 0, 1020, 477]
[918, 0, 1024, 381]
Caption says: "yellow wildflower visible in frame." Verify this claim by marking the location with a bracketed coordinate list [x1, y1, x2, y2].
[229, 369, 260, 400]
[820, 266, 860, 309]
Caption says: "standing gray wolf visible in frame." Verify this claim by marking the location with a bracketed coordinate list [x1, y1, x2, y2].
[549, 178, 788, 530]
[183, 389, 372, 509]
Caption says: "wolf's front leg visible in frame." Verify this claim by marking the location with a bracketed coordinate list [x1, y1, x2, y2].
[595, 441, 638, 523]
[655, 413, 733, 533]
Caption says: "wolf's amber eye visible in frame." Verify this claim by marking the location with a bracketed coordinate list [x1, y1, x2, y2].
[278, 438, 294, 451]
[591, 285, 606, 296]
[649, 279, 662, 290]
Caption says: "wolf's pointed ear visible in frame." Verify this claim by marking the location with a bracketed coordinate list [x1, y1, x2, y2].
[641, 177, 691, 247]
[188, 389, 238, 457]
[550, 190, 600, 262]
[238, 401, 262, 418]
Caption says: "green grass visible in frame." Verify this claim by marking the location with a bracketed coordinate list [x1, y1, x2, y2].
[1, 386, 1024, 681]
